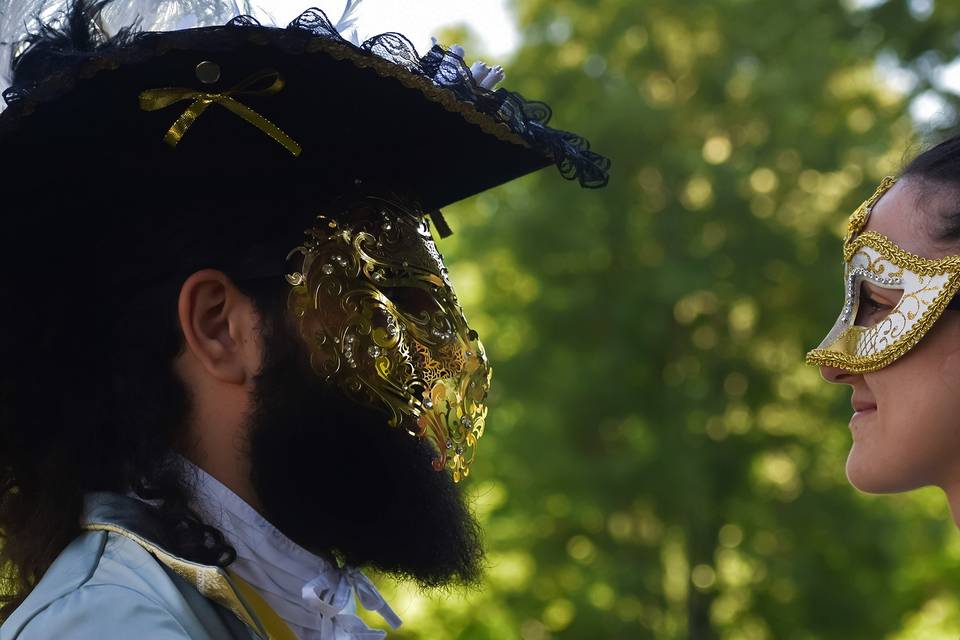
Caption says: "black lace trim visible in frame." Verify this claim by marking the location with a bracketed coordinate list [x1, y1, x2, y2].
[3, 8, 610, 188]
[270, 8, 609, 188]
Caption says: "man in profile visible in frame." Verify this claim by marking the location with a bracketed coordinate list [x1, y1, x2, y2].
[0, 1, 608, 638]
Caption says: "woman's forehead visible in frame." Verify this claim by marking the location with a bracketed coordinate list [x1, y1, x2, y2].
[863, 177, 950, 259]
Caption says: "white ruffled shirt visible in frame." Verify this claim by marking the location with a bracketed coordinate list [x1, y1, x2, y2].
[183, 461, 402, 640]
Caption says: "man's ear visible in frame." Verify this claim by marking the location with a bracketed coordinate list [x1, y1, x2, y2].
[177, 269, 260, 385]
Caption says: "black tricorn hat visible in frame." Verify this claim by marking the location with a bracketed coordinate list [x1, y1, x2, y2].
[0, 1, 609, 291]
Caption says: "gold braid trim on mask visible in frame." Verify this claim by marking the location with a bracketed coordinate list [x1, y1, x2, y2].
[805, 271, 960, 373]
[843, 232, 960, 273]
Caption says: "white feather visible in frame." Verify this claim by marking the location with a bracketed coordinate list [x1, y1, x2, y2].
[334, 0, 360, 32]
[0, 0, 278, 100]
[0, 0, 370, 99]
[334, 0, 361, 43]
[0, 0, 64, 90]
[98, 0, 260, 34]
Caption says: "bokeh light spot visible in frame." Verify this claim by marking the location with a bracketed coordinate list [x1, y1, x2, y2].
[719, 523, 745, 548]
[749, 167, 779, 194]
[588, 583, 616, 610]
[692, 564, 717, 590]
[567, 535, 597, 564]
[683, 175, 715, 210]
[703, 135, 733, 164]
[543, 599, 576, 631]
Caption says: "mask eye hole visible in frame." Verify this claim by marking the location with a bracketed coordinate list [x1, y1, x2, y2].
[855, 281, 902, 327]
[381, 286, 442, 316]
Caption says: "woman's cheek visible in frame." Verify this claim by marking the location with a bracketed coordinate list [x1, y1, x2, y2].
[939, 343, 960, 395]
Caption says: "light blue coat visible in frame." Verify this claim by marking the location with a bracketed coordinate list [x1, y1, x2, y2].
[1, 493, 270, 639]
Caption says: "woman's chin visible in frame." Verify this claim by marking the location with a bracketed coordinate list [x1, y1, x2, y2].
[845, 448, 915, 494]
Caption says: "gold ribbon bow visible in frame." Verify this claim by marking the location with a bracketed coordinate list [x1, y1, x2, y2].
[139, 69, 302, 157]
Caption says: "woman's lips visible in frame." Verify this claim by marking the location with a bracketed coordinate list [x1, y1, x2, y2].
[850, 397, 877, 430]
[851, 396, 877, 413]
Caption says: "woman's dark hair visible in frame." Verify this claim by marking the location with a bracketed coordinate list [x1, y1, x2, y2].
[901, 133, 960, 242]
[0, 272, 287, 616]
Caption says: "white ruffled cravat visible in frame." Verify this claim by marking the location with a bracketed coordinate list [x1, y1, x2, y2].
[182, 460, 402, 640]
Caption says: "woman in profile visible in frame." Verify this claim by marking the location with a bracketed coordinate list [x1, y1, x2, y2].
[808, 135, 960, 519]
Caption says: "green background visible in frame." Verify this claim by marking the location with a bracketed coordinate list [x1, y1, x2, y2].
[369, 1, 960, 638]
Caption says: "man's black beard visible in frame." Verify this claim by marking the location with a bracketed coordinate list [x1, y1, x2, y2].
[246, 318, 484, 588]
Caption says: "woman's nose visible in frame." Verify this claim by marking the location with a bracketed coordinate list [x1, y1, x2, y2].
[820, 365, 854, 384]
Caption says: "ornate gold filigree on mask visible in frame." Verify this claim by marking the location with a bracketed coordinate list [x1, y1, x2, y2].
[285, 198, 491, 481]
[844, 176, 896, 246]
[806, 177, 960, 373]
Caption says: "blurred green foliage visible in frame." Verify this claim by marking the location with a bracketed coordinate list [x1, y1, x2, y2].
[370, 0, 960, 638]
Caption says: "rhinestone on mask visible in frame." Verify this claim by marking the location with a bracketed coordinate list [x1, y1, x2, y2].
[430, 327, 454, 341]
[840, 265, 904, 323]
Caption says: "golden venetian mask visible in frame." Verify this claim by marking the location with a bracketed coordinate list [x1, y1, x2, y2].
[806, 176, 960, 373]
[286, 196, 491, 481]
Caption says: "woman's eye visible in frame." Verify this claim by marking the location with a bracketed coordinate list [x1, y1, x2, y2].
[854, 283, 897, 326]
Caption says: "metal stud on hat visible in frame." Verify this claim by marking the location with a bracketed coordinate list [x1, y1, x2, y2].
[195, 60, 221, 84]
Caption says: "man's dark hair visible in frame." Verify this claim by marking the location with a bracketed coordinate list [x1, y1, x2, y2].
[0, 274, 285, 615]
[0, 2, 307, 613]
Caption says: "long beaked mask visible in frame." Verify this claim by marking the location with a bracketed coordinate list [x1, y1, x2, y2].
[285, 197, 491, 481]
[805, 176, 960, 373]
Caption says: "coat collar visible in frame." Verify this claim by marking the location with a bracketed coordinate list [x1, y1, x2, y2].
[82, 492, 270, 639]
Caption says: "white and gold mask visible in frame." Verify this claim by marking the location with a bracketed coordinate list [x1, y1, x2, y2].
[806, 176, 960, 373]
[286, 196, 491, 481]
